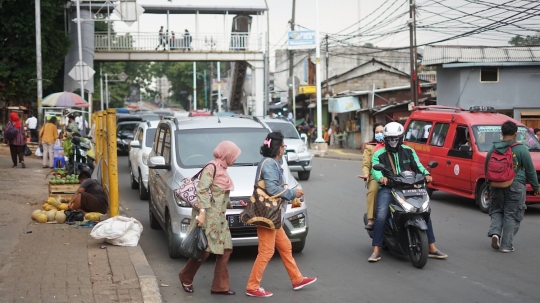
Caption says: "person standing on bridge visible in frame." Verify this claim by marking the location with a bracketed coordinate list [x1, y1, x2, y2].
[184, 29, 192, 50]
[156, 26, 164, 50]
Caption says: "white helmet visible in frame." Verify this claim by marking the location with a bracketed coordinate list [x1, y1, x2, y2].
[383, 122, 404, 137]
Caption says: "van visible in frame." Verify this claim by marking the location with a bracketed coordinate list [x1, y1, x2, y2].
[403, 105, 540, 213]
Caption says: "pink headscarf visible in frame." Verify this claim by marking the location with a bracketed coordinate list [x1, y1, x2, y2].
[209, 141, 241, 191]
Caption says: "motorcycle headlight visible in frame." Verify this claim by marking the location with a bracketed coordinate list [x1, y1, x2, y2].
[297, 144, 307, 153]
[142, 153, 149, 165]
[173, 192, 191, 208]
[396, 196, 416, 212]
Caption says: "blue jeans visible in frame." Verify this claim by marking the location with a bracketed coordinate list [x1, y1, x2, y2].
[372, 187, 436, 247]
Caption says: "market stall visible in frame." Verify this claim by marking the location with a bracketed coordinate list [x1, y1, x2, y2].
[328, 96, 363, 149]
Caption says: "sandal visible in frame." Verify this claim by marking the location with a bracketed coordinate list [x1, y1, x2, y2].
[211, 290, 235, 295]
[12, 165, 17, 168]
[179, 275, 193, 293]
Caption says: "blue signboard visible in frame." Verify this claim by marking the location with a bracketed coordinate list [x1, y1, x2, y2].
[288, 30, 316, 50]
[328, 96, 361, 113]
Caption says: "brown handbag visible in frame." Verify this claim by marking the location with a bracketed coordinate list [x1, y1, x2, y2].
[240, 159, 288, 230]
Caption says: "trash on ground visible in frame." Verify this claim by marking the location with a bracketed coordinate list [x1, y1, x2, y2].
[160, 284, 169, 287]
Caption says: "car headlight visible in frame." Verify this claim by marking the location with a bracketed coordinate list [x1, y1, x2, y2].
[288, 212, 306, 228]
[173, 192, 191, 207]
[142, 153, 149, 165]
[297, 144, 307, 153]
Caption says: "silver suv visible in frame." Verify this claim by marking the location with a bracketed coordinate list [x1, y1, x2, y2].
[260, 118, 313, 180]
[147, 116, 309, 258]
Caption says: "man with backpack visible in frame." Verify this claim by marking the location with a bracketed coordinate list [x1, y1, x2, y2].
[485, 120, 539, 253]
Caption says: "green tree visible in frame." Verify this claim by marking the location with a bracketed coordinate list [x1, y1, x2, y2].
[0, 0, 71, 105]
[508, 34, 540, 46]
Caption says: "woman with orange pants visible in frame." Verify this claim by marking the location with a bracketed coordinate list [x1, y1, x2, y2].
[245, 131, 317, 298]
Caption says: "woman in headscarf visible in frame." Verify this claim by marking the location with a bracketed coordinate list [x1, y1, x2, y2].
[4, 113, 27, 168]
[245, 131, 316, 298]
[39, 116, 59, 168]
[179, 140, 241, 296]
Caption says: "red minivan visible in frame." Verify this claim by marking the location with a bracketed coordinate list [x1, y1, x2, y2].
[403, 105, 540, 213]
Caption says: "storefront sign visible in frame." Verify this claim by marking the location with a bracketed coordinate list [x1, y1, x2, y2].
[298, 85, 316, 94]
[288, 30, 316, 49]
[328, 96, 361, 113]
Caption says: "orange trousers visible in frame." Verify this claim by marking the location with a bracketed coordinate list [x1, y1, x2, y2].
[246, 227, 303, 291]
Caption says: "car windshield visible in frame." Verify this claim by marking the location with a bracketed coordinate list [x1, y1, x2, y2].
[265, 122, 300, 139]
[472, 125, 540, 152]
[118, 123, 137, 133]
[176, 128, 269, 167]
[145, 128, 157, 148]
[142, 114, 160, 121]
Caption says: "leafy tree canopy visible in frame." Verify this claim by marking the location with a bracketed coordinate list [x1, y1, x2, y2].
[0, 0, 71, 104]
[508, 34, 540, 46]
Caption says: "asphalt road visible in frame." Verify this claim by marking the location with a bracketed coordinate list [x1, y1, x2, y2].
[118, 156, 540, 303]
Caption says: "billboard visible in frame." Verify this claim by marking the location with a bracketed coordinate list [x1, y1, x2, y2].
[288, 30, 316, 50]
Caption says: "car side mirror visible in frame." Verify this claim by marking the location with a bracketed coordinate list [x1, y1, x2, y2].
[147, 156, 170, 169]
[286, 152, 300, 162]
[130, 140, 141, 149]
[373, 164, 386, 171]
[427, 161, 438, 168]
[300, 133, 308, 144]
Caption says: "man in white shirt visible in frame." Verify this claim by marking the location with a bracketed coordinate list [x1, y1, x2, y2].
[75, 115, 88, 136]
[25, 114, 38, 142]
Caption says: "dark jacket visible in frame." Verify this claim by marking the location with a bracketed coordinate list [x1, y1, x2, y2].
[485, 140, 539, 191]
[371, 144, 429, 182]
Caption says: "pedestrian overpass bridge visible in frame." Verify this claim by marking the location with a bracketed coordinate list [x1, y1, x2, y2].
[65, 2, 267, 115]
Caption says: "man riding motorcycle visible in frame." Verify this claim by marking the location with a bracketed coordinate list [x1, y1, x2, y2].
[368, 122, 448, 262]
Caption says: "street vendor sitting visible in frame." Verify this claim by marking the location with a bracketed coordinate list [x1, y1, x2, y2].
[68, 170, 108, 214]
[67, 115, 78, 133]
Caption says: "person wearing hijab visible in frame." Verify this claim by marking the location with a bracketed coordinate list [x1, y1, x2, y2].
[179, 141, 241, 296]
[245, 131, 316, 298]
[4, 112, 27, 168]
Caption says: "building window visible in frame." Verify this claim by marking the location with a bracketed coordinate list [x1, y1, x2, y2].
[480, 67, 498, 82]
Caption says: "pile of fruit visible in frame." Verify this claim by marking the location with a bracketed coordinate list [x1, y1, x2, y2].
[49, 174, 79, 185]
[31, 197, 69, 223]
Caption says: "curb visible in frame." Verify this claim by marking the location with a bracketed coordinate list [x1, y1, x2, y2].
[128, 245, 163, 303]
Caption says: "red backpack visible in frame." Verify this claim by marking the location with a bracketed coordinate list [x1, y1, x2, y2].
[486, 142, 519, 187]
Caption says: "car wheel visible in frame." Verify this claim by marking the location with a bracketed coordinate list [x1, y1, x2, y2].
[148, 197, 161, 230]
[476, 182, 490, 214]
[138, 172, 149, 200]
[167, 213, 183, 259]
[298, 171, 311, 181]
[130, 164, 139, 189]
[291, 237, 306, 253]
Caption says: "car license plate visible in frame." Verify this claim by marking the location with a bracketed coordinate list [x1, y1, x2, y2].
[402, 189, 427, 197]
[227, 215, 251, 227]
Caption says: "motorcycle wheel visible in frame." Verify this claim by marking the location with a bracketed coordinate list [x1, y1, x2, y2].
[408, 227, 428, 269]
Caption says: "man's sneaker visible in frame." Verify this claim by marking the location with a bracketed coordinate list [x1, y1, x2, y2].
[428, 250, 448, 259]
[246, 288, 273, 297]
[491, 235, 500, 250]
[368, 253, 381, 262]
[292, 277, 317, 290]
[501, 247, 515, 253]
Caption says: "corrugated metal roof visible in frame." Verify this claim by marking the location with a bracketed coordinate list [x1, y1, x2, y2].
[422, 45, 540, 65]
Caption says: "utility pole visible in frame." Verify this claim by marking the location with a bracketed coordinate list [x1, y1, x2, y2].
[288, 0, 296, 114]
[193, 62, 197, 110]
[35, 0, 43, 125]
[203, 69, 208, 108]
[210, 62, 214, 112]
[314, 0, 324, 143]
[325, 34, 329, 94]
[408, 0, 418, 106]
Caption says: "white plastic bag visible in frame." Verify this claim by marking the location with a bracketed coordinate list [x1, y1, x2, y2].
[90, 216, 143, 247]
[35, 147, 42, 157]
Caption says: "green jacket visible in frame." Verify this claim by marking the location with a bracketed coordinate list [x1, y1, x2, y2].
[485, 140, 539, 192]
[371, 144, 430, 182]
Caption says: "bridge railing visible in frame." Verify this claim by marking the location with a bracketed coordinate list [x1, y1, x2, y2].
[95, 32, 263, 52]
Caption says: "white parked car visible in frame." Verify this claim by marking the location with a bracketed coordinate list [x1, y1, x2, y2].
[128, 121, 159, 200]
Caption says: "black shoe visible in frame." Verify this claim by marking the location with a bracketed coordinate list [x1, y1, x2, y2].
[364, 224, 373, 230]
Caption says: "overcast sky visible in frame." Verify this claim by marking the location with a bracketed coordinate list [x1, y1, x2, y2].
[107, 0, 539, 70]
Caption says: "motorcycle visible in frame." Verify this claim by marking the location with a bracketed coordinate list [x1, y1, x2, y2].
[65, 135, 95, 175]
[363, 161, 438, 269]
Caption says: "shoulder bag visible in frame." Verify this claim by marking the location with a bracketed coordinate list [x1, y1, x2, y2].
[240, 159, 288, 230]
[176, 163, 216, 210]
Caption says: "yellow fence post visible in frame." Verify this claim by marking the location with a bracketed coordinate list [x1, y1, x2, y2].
[106, 109, 119, 217]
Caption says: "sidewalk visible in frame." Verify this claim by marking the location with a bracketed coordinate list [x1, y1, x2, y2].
[0, 147, 162, 303]
[310, 147, 364, 162]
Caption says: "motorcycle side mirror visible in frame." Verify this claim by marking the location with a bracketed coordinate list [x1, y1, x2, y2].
[427, 161, 438, 168]
[373, 164, 386, 171]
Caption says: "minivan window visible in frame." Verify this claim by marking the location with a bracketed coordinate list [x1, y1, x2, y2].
[472, 125, 540, 152]
[176, 128, 269, 167]
[145, 128, 157, 148]
[429, 123, 449, 147]
[265, 122, 300, 139]
[405, 120, 432, 144]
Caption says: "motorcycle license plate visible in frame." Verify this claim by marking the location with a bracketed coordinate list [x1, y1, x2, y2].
[227, 215, 251, 227]
[402, 189, 427, 197]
